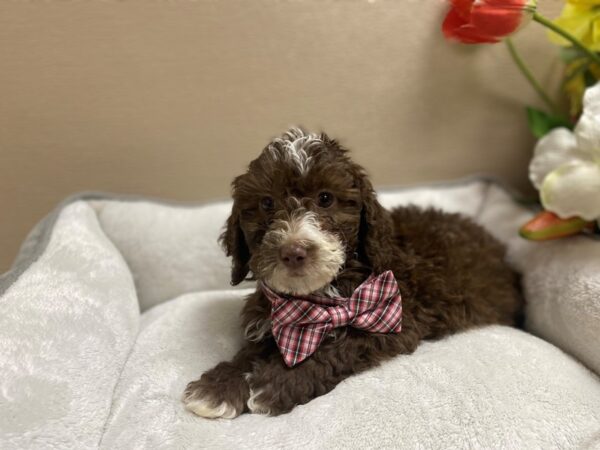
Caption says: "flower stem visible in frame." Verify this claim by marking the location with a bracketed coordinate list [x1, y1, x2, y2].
[505, 38, 560, 114]
[533, 12, 600, 66]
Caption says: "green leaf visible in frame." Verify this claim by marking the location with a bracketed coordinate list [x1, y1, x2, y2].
[526, 107, 573, 139]
[559, 47, 587, 64]
[584, 69, 598, 87]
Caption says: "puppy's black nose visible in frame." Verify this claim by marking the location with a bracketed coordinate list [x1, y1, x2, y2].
[279, 244, 308, 269]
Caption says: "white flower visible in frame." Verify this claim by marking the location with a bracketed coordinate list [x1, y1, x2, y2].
[529, 82, 600, 221]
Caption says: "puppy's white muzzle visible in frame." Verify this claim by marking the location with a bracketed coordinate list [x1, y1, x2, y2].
[261, 211, 345, 295]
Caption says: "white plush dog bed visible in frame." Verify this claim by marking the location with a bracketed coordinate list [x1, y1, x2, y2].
[1, 179, 600, 449]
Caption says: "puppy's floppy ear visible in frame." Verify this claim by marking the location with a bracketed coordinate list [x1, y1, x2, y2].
[219, 206, 250, 285]
[358, 175, 397, 273]
[356, 169, 417, 277]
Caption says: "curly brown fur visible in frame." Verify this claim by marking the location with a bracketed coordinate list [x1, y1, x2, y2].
[183, 127, 522, 418]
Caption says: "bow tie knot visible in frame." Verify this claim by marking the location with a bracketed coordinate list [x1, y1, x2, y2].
[261, 270, 403, 367]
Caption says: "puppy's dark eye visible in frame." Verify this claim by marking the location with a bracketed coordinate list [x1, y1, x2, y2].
[317, 191, 334, 208]
[260, 196, 274, 211]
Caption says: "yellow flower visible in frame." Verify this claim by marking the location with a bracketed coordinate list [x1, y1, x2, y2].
[563, 58, 600, 116]
[566, 0, 600, 5]
[549, 1, 600, 50]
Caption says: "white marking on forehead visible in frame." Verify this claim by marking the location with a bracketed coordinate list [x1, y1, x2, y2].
[267, 127, 323, 174]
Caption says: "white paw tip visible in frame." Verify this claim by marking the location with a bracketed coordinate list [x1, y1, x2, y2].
[184, 398, 239, 419]
[247, 388, 271, 415]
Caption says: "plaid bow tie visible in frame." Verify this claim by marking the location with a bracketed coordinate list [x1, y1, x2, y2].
[261, 271, 403, 367]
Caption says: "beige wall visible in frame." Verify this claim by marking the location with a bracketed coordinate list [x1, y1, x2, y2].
[0, 0, 562, 272]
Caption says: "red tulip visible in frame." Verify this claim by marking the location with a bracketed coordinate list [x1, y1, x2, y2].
[442, 0, 535, 44]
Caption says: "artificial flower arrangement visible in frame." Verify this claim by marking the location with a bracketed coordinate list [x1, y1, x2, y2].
[442, 0, 600, 240]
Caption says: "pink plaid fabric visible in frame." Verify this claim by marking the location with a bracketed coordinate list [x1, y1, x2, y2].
[261, 270, 402, 367]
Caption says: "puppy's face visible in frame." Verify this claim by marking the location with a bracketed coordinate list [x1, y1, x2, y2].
[221, 128, 393, 295]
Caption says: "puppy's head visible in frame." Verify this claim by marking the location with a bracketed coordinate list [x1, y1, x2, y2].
[220, 127, 395, 295]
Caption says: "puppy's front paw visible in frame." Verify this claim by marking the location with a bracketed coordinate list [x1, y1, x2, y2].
[246, 363, 306, 416]
[246, 374, 273, 416]
[182, 363, 249, 419]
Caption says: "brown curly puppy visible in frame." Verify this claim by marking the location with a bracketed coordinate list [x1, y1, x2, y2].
[183, 128, 522, 419]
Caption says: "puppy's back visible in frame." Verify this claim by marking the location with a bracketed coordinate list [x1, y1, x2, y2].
[390, 205, 522, 332]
